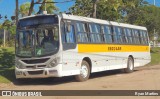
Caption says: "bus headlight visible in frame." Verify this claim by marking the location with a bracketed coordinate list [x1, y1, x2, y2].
[48, 57, 60, 68]
[15, 61, 21, 68]
[15, 61, 25, 69]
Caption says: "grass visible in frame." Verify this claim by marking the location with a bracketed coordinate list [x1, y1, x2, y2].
[0, 47, 15, 83]
[147, 47, 160, 66]
[0, 47, 160, 84]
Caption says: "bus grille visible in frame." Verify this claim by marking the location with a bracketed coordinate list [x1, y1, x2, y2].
[26, 65, 46, 69]
[22, 58, 49, 64]
[28, 70, 44, 75]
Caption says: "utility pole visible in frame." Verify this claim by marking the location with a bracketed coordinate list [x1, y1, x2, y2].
[3, 29, 6, 47]
[153, 0, 156, 47]
[16, 0, 19, 25]
[28, 0, 35, 16]
[92, 0, 99, 18]
[154, 0, 156, 6]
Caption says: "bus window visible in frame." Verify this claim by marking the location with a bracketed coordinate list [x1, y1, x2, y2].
[89, 23, 101, 43]
[113, 27, 123, 43]
[126, 28, 133, 44]
[102, 25, 112, 43]
[124, 28, 129, 44]
[118, 27, 123, 43]
[65, 25, 75, 43]
[132, 29, 135, 44]
[76, 22, 89, 43]
[139, 30, 145, 44]
[143, 31, 149, 45]
[112, 26, 118, 43]
[134, 30, 140, 44]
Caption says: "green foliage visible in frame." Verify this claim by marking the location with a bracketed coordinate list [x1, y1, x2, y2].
[125, 5, 160, 38]
[0, 47, 15, 83]
[0, 20, 16, 47]
[69, 0, 136, 21]
[97, 0, 123, 21]
[69, 0, 93, 16]
[147, 47, 160, 66]
[8, 25, 16, 36]
[0, 39, 2, 45]
[1, 20, 11, 30]
[69, 0, 160, 39]
[19, 2, 32, 17]
[41, 0, 58, 14]
[19, 0, 58, 16]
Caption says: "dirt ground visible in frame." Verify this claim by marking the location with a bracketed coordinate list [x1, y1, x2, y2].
[0, 65, 160, 99]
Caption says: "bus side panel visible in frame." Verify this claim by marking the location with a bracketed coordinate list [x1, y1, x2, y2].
[61, 44, 81, 76]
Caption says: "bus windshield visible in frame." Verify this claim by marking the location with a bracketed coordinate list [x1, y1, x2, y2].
[16, 26, 59, 57]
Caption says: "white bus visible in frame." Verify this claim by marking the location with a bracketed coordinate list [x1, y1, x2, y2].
[15, 13, 151, 81]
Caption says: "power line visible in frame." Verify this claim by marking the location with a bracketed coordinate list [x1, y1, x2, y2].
[34, 0, 76, 4]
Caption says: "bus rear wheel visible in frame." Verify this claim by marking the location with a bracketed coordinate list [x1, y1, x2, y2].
[75, 60, 90, 82]
[124, 57, 134, 73]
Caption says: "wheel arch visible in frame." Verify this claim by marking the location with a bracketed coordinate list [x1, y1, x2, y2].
[128, 55, 134, 63]
[82, 57, 92, 72]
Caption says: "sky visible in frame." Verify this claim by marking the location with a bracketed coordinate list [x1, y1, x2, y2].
[0, 0, 160, 23]
[0, 0, 74, 23]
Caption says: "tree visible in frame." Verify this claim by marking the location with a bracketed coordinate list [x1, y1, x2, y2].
[37, 0, 58, 14]
[96, 0, 123, 21]
[124, 3, 160, 37]
[28, 0, 35, 16]
[69, 0, 123, 21]
[0, 20, 16, 47]
[19, 2, 33, 17]
[69, 0, 93, 17]
[20, 0, 58, 17]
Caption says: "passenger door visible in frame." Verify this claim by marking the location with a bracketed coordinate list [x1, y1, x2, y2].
[61, 20, 79, 72]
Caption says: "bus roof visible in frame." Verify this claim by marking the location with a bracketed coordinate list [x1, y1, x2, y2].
[61, 13, 147, 30]
[19, 13, 147, 30]
[19, 14, 54, 20]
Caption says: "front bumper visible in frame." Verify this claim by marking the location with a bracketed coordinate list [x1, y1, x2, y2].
[15, 64, 62, 79]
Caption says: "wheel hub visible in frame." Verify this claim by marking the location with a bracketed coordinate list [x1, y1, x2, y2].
[80, 65, 88, 78]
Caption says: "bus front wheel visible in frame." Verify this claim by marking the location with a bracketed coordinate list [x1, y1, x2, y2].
[75, 60, 90, 82]
[124, 57, 134, 73]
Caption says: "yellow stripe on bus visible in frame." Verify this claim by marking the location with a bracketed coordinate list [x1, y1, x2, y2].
[78, 44, 150, 53]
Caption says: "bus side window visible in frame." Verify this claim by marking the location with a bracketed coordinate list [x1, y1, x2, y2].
[76, 22, 89, 43]
[143, 31, 149, 45]
[124, 28, 129, 44]
[118, 27, 123, 44]
[127, 28, 133, 44]
[139, 30, 145, 44]
[121, 28, 126, 44]
[110, 26, 115, 43]
[134, 30, 140, 44]
[65, 24, 75, 43]
[89, 23, 101, 43]
[102, 25, 112, 43]
[112, 26, 118, 43]
[113, 26, 123, 44]
[132, 29, 135, 44]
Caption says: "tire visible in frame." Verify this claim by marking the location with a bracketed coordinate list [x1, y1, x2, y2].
[124, 57, 134, 73]
[75, 60, 90, 82]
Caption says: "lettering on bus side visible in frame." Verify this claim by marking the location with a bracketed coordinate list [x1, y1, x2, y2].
[108, 47, 122, 51]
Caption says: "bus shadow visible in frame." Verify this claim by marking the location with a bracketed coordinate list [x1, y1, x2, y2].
[13, 69, 132, 86]
[13, 76, 76, 86]
[90, 70, 123, 79]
